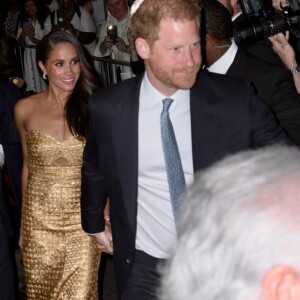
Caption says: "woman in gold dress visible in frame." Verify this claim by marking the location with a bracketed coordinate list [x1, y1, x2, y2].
[14, 31, 102, 299]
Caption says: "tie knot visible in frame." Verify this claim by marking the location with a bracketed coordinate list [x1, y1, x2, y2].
[162, 98, 174, 113]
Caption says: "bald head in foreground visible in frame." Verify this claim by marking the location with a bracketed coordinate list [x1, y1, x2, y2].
[160, 145, 300, 300]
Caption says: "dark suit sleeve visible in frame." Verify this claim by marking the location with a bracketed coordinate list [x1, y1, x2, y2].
[268, 71, 300, 145]
[0, 115, 20, 145]
[227, 48, 300, 146]
[0, 80, 22, 145]
[248, 83, 294, 147]
[81, 97, 108, 234]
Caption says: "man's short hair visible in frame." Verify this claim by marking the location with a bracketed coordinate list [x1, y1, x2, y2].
[200, 0, 232, 39]
[131, 0, 201, 45]
[160, 145, 300, 300]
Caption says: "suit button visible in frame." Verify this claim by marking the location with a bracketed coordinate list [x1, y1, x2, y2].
[126, 259, 131, 264]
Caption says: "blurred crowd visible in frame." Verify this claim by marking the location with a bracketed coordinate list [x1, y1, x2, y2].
[0, 0, 141, 95]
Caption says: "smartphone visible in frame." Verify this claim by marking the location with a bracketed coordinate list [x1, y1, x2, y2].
[23, 18, 32, 28]
[107, 25, 118, 43]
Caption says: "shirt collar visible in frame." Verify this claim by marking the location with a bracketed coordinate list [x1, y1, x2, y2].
[207, 40, 238, 75]
[140, 73, 190, 110]
[232, 11, 243, 21]
[107, 12, 130, 26]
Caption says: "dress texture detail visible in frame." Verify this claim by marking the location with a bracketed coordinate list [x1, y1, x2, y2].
[22, 130, 100, 300]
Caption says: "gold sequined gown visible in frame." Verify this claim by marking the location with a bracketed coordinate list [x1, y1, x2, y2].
[22, 130, 100, 300]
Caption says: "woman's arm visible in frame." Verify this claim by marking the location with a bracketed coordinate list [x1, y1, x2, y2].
[14, 99, 29, 249]
[269, 32, 300, 93]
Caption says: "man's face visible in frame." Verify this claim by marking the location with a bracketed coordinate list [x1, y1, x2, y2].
[25, 0, 37, 18]
[58, 0, 73, 11]
[106, 0, 128, 21]
[145, 18, 201, 96]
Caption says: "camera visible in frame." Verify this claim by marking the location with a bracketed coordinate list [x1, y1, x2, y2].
[107, 25, 118, 43]
[233, 0, 300, 45]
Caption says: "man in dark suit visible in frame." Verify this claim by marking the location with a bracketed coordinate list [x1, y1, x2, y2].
[201, 0, 300, 145]
[81, 0, 291, 299]
[0, 168, 15, 300]
[217, 0, 285, 66]
[0, 78, 22, 300]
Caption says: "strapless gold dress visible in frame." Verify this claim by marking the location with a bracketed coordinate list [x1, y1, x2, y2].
[22, 130, 100, 300]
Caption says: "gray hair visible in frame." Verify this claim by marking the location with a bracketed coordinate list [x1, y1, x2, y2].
[159, 145, 300, 300]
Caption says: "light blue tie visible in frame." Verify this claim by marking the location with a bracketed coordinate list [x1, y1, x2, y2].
[161, 98, 186, 226]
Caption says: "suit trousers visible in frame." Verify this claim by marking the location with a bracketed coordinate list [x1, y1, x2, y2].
[121, 250, 165, 300]
[0, 218, 16, 300]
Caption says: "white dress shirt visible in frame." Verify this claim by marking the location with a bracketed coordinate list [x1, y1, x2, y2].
[207, 41, 238, 75]
[135, 74, 194, 258]
[232, 11, 243, 22]
[0, 145, 4, 167]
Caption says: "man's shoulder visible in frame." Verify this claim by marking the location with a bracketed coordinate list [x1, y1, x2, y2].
[196, 69, 251, 92]
[192, 70, 257, 107]
[232, 47, 277, 69]
[90, 74, 143, 106]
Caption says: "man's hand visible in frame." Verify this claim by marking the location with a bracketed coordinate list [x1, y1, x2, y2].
[115, 37, 128, 53]
[103, 35, 115, 49]
[269, 32, 300, 93]
[91, 226, 113, 255]
[268, 32, 297, 69]
[272, 0, 287, 10]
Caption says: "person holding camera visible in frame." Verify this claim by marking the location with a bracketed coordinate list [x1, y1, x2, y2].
[217, 0, 285, 67]
[202, 0, 300, 146]
[17, 0, 49, 93]
[44, 0, 97, 55]
[94, 0, 137, 77]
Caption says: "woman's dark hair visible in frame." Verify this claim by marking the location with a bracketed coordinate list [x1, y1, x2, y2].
[19, 0, 50, 30]
[36, 31, 102, 139]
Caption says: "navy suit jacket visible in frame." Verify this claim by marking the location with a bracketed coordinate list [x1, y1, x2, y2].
[227, 47, 300, 145]
[81, 70, 291, 294]
[0, 79, 23, 209]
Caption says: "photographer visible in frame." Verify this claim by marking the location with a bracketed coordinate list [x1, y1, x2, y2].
[218, 0, 284, 66]
[44, 0, 97, 55]
[94, 0, 136, 77]
[202, 0, 300, 145]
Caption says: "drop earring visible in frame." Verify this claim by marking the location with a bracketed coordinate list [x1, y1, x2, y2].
[42, 73, 48, 80]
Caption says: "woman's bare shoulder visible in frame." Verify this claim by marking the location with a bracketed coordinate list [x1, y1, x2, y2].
[15, 92, 46, 117]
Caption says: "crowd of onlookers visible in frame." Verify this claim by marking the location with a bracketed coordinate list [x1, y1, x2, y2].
[0, 0, 140, 95]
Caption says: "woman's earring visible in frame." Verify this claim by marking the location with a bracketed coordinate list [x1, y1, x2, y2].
[42, 73, 48, 80]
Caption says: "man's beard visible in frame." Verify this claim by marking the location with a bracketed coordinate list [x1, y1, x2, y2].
[148, 59, 201, 90]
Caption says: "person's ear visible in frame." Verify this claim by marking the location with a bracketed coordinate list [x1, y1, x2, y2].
[135, 37, 151, 60]
[262, 266, 300, 300]
[205, 35, 214, 47]
[230, 0, 239, 7]
[38, 61, 46, 74]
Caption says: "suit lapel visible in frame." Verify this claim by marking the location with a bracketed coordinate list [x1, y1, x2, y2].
[110, 80, 141, 232]
[190, 72, 219, 172]
[108, 72, 220, 230]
